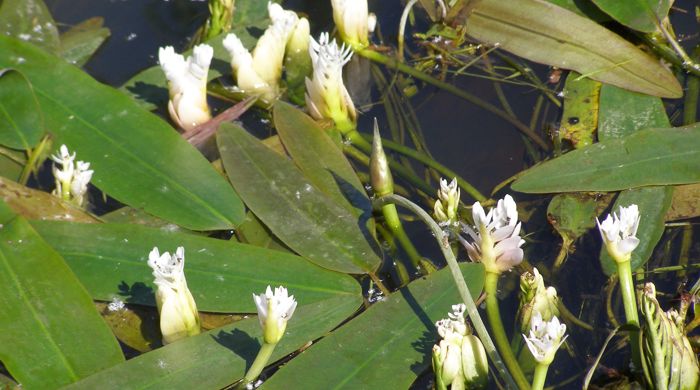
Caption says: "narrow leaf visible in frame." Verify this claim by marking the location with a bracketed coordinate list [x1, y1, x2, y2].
[0, 36, 245, 230]
[217, 123, 382, 274]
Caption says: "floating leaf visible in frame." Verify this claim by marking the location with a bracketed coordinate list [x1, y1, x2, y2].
[217, 123, 382, 274]
[0, 69, 44, 149]
[512, 126, 700, 193]
[65, 295, 361, 389]
[264, 263, 485, 389]
[59, 17, 111, 67]
[0, 206, 123, 388]
[0, 36, 245, 230]
[590, 0, 670, 33]
[558, 72, 601, 148]
[597, 84, 669, 141]
[0, 0, 60, 53]
[32, 221, 361, 313]
[547, 193, 598, 241]
[461, 0, 682, 98]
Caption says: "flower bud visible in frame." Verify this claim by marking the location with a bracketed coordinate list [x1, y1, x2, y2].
[370, 120, 394, 197]
[433, 340, 463, 387]
[518, 268, 560, 333]
[434, 178, 460, 225]
[596, 204, 640, 263]
[253, 285, 297, 344]
[461, 335, 489, 389]
[284, 17, 312, 105]
[148, 247, 200, 344]
[330, 0, 370, 48]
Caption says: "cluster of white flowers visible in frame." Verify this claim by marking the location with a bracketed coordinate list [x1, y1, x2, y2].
[51, 144, 93, 208]
[596, 204, 641, 263]
[523, 312, 567, 365]
[253, 285, 298, 344]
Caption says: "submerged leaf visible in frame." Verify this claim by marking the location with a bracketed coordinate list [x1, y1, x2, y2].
[59, 17, 111, 67]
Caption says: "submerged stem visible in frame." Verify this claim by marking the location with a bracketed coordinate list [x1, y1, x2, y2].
[373, 194, 521, 390]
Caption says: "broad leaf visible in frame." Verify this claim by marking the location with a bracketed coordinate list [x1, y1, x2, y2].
[59, 17, 111, 67]
[597, 85, 673, 276]
[66, 295, 361, 389]
[0, 177, 98, 223]
[0, 0, 60, 53]
[0, 69, 44, 149]
[0, 206, 124, 389]
[264, 263, 485, 389]
[461, 0, 682, 98]
[512, 126, 700, 193]
[590, 0, 670, 33]
[31, 221, 361, 313]
[217, 123, 382, 274]
[0, 36, 245, 230]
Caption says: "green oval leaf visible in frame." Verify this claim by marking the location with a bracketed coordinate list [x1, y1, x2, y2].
[31, 220, 361, 313]
[590, 0, 670, 33]
[0, 207, 124, 388]
[65, 295, 362, 389]
[512, 126, 700, 193]
[264, 263, 485, 389]
[0, 35, 245, 230]
[217, 122, 382, 274]
[463, 0, 682, 98]
[0, 69, 44, 149]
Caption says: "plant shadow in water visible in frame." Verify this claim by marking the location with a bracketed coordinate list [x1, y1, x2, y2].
[212, 328, 261, 371]
[117, 281, 162, 348]
[400, 286, 438, 376]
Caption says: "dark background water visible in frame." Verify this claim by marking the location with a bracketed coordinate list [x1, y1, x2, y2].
[41, 0, 700, 388]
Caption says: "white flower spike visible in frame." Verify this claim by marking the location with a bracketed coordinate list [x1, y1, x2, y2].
[305, 32, 356, 131]
[596, 204, 640, 263]
[253, 286, 297, 344]
[434, 177, 460, 226]
[522, 312, 567, 365]
[330, 0, 370, 48]
[158, 44, 213, 131]
[51, 144, 93, 208]
[460, 194, 525, 274]
[148, 246, 200, 344]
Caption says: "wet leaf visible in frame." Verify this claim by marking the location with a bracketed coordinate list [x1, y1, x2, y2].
[0, 204, 123, 389]
[65, 295, 362, 389]
[217, 123, 382, 274]
[666, 183, 700, 221]
[31, 221, 361, 313]
[590, 0, 670, 33]
[0, 36, 245, 230]
[512, 126, 700, 193]
[0, 69, 44, 149]
[547, 193, 598, 241]
[461, 0, 682, 98]
[0, 0, 60, 53]
[264, 263, 485, 390]
[59, 17, 110, 67]
[558, 72, 601, 148]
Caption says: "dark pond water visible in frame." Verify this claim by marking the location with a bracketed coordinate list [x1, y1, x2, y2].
[40, 0, 700, 388]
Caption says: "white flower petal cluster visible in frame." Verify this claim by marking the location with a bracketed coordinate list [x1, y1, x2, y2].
[522, 312, 567, 365]
[460, 195, 525, 274]
[148, 246, 200, 344]
[432, 304, 488, 389]
[158, 44, 213, 131]
[518, 268, 560, 333]
[223, 2, 307, 102]
[253, 285, 297, 344]
[51, 144, 93, 208]
[596, 204, 640, 263]
[305, 32, 356, 129]
[330, 0, 370, 48]
[434, 177, 460, 226]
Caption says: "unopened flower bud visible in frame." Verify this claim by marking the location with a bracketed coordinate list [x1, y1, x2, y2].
[370, 120, 394, 197]
[461, 335, 489, 389]
[518, 268, 560, 333]
[434, 178, 460, 225]
[253, 285, 297, 344]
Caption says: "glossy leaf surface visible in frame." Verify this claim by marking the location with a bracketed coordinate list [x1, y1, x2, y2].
[0, 0, 60, 53]
[32, 221, 360, 312]
[0, 69, 44, 149]
[264, 263, 485, 389]
[217, 123, 382, 274]
[66, 295, 361, 389]
[0, 36, 245, 230]
[0, 206, 123, 389]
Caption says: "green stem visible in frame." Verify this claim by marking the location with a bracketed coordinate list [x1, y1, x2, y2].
[484, 271, 531, 390]
[357, 48, 550, 150]
[683, 47, 700, 126]
[19, 135, 51, 186]
[381, 203, 423, 271]
[237, 342, 276, 389]
[361, 134, 486, 202]
[531, 363, 549, 390]
[373, 194, 522, 390]
[616, 259, 641, 371]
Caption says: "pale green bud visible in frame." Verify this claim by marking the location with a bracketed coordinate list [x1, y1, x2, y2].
[461, 335, 489, 389]
[434, 178, 460, 225]
[518, 267, 560, 333]
[253, 286, 297, 344]
[370, 120, 394, 197]
[284, 17, 312, 105]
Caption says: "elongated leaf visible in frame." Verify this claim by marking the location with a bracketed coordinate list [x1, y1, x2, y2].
[264, 263, 485, 389]
[512, 126, 700, 193]
[462, 0, 682, 98]
[0, 207, 124, 389]
[0, 69, 44, 149]
[0, 36, 245, 230]
[590, 0, 670, 33]
[66, 295, 361, 389]
[597, 85, 673, 276]
[121, 0, 277, 109]
[32, 221, 361, 313]
[217, 123, 382, 274]
[273, 101, 371, 216]
[0, 0, 60, 53]
[59, 17, 110, 67]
